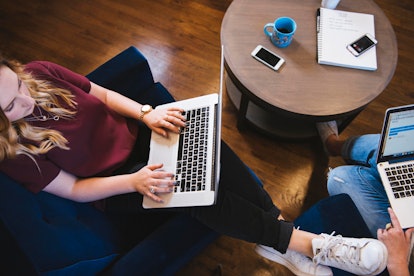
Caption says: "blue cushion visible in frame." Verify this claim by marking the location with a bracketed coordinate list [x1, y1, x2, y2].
[0, 173, 120, 275]
[107, 214, 218, 276]
[86, 46, 154, 97]
[294, 194, 372, 238]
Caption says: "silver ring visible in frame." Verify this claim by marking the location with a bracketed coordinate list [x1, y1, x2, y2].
[149, 186, 156, 194]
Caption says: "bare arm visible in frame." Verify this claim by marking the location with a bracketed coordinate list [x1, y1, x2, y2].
[43, 164, 176, 203]
[89, 82, 186, 136]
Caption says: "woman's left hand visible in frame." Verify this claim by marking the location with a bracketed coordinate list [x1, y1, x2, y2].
[143, 107, 186, 137]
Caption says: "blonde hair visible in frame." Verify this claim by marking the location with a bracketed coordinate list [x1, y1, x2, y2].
[0, 57, 77, 161]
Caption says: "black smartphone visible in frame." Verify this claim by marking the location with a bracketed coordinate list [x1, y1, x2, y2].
[346, 33, 378, 57]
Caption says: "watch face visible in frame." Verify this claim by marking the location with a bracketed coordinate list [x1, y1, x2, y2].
[142, 105, 151, 112]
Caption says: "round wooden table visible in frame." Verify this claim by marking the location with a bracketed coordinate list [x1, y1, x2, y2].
[221, 0, 397, 139]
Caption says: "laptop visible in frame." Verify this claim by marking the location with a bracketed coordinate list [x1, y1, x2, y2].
[376, 104, 414, 228]
[142, 48, 224, 209]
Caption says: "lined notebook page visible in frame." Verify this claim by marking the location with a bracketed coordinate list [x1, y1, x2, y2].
[317, 8, 377, 71]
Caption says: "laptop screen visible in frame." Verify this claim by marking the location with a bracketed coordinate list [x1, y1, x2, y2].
[378, 104, 414, 162]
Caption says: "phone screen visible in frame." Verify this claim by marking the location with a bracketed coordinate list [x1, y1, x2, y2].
[350, 35, 376, 54]
[255, 47, 281, 66]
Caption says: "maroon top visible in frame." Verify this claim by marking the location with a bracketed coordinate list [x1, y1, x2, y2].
[0, 61, 138, 193]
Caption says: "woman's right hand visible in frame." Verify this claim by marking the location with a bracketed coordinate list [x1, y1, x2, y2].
[132, 163, 176, 203]
[142, 107, 186, 137]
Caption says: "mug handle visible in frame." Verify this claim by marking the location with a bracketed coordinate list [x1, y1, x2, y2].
[263, 23, 274, 37]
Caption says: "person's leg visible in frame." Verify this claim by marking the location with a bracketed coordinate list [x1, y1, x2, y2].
[176, 142, 335, 275]
[317, 125, 390, 236]
[327, 165, 390, 238]
[181, 141, 293, 252]
[340, 134, 381, 168]
[327, 134, 390, 238]
[109, 140, 292, 251]
[106, 141, 330, 275]
[258, 225, 388, 276]
[288, 229, 318, 257]
[107, 138, 388, 275]
[324, 132, 380, 166]
[182, 142, 387, 275]
[256, 228, 334, 276]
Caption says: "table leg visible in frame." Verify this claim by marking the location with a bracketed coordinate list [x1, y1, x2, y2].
[237, 93, 249, 130]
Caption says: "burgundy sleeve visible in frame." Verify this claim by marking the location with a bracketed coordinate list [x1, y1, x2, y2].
[0, 154, 60, 193]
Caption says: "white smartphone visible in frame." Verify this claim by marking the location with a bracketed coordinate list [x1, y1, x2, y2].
[251, 45, 285, 71]
[346, 33, 378, 57]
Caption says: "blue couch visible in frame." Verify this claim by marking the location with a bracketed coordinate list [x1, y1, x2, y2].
[0, 46, 219, 275]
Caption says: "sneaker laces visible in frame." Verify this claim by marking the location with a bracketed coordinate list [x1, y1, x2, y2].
[313, 232, 365, 266]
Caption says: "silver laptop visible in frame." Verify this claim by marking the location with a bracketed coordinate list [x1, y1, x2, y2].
[142, 48, 224, 209]
[376, 104, 414, 228]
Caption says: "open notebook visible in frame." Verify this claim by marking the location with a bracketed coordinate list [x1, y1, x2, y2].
[316, 8, 377, 71]
[142, 48, 224, 209]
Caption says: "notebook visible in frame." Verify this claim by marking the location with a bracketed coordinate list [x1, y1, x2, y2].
[376, 104, 414, 228]
[316, 8, 377, 71]
[142, 48, 223, 209]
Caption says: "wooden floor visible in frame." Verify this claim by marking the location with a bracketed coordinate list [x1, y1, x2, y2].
[1, 0, 413, 275]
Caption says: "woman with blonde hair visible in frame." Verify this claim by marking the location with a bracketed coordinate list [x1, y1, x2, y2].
[0, 55, 388, 276]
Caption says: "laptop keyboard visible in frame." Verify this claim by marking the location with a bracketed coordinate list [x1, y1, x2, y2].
[386, 163, 414, 199]
[174, 107, 210, 193]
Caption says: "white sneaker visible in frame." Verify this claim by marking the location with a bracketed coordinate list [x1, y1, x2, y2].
[255, 244, 333, 276]
[312, 233, 388, 275]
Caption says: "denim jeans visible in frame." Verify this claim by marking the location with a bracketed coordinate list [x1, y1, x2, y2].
[327, 134, 390, 238]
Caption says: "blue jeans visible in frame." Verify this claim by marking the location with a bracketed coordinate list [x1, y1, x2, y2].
[327, 134, 390, 238]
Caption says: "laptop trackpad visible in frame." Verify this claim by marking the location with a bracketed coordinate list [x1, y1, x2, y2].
[148, 132, 179, 171]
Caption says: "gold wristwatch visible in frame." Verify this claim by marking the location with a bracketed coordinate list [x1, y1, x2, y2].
[139, 104, 152, 120]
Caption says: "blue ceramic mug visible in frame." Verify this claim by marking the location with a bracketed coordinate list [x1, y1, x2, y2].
[264, 17, 297, 48]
